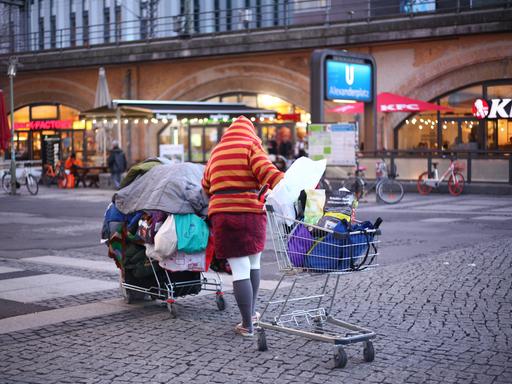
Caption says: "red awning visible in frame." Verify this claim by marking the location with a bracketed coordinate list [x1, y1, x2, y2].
[327, 92, 453, 114]
[0, 90, 11, 151]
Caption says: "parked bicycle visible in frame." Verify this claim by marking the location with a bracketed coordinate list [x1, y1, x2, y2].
[417, 157, 465, 196]
[41, 161, 68, 188]
[342, 159, 404, 204]
[2, 163, 39, 195]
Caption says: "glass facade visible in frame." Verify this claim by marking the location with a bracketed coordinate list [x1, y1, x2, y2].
[4, 1, 507, 54]
[156, 92, 307, 163]
[396, 81, 512, 151]
[7, 104, 94, 165]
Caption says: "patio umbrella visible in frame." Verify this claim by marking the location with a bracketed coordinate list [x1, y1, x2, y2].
[94, 67, 112, 165]
[327, 92, 453, 150]
[0, 90, 11, 151]
[327, 92, 453, 114]
[94, 67, 112, 108]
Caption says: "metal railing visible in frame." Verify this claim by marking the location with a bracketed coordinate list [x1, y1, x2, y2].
[1, 0, 510, 55]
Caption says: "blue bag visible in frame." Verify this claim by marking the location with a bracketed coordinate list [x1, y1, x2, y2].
[304, 219, 376, 272]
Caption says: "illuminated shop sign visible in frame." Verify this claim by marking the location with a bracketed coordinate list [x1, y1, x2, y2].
[325, 61, 372, 102]
[14, 120, 74, 130]
[473, 99, 512, 119]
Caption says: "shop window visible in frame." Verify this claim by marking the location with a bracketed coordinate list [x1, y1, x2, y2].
[241, 94, 258, 108]
[487, 84, 512, 99]
[32, 131, 42, 160]
[190, 127, 203, 162]
[31, 105, 58, 120]
[497, 120, 512, 149]
[60, 105, 80, 121]
[73, 131, 84, 161]
[439, 85, 481, 118]
[204, 126, 218, 160]
[398, 114, 437, 150]
[13, 106, 29, 123]
[220, 95, 238, 104]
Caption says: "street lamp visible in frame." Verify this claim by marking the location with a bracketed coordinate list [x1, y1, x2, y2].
[7, 57, 18, 196]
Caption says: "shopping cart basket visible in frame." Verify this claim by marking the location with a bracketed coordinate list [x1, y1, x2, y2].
[256, 204, 382, 368]
[119, 254, 226, 318]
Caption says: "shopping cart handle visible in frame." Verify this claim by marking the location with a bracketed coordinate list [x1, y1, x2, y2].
[258, 184, 270, 203]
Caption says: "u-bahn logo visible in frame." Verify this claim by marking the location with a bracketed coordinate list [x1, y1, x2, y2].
[473, 98, 512, 119]
[345, 65, 354, 86]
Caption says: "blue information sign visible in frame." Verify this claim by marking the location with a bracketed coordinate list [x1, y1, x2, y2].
[325, 60, 372, 102]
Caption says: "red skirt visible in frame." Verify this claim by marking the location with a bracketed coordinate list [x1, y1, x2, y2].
[210, 212, 267, 260]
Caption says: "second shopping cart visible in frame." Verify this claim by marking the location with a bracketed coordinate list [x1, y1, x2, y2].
[256, 204, 382, 369]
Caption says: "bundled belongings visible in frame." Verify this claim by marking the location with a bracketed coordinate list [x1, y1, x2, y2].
[271, 166, 381, 272]
[102, 160, 225, 315]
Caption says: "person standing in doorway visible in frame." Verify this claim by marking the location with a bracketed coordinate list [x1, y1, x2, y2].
[107, 140, 127, 189]
[202, 116, 284, 337]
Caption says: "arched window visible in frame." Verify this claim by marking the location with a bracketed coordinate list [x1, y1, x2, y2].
[395, 81, 512, 151]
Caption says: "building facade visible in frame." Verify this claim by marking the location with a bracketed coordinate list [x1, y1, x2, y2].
[1, 1, 511, 180]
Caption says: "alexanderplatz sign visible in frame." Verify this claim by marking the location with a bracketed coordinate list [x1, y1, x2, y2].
[310, 50, 377, 151]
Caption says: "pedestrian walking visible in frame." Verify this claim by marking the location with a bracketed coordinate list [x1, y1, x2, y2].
[202, 116, 284, 337]
[107, 140, 127, 189]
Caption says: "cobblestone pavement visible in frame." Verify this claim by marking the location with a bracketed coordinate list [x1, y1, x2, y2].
[1, 237, 511, 384]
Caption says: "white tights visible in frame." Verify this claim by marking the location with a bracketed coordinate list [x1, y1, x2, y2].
[227, 253, 261, 281]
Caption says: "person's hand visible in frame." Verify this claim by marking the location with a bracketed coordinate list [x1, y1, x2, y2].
[258, 184, 270, 203]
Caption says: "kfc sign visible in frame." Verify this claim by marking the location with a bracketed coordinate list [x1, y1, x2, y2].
[472, 99, 512, 119]
[381, 104, 420, 112]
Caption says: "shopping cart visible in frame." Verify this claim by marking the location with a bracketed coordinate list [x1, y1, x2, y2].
[256, 204, 382, 368]
[119, 254, 226, 318]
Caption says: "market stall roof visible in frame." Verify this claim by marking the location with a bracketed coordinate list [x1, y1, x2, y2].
[80, 99, 277, 120]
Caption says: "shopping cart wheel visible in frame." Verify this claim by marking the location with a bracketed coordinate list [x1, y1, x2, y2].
[333, 346, 348, 369]
[363, 341, 375, 362]
[215, 294, 226, 311]
[257, 329, 268, 352]
[167, 302, 178, 318]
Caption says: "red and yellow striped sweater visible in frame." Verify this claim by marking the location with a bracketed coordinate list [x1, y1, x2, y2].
[202, 116, 284, 217]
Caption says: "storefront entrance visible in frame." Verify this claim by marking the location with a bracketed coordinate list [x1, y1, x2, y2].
[8, 103, 94, 166]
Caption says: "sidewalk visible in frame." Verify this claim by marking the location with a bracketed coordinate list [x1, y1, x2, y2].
[0, 237, 510, 384]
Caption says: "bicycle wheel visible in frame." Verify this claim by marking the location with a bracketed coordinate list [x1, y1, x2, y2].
[26, 174, 39, 195]
[2, 173, 11, 194]
[377, 179, 404, 204]
[417, 172, 432, 195]
[448, 172, 465, 196]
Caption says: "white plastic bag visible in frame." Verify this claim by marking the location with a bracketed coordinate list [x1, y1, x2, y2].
[267, 157, 326, 223]
[145, 215, 178, 261]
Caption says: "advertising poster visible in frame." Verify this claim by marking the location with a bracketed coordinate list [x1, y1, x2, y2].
[308, 123, 357, 166]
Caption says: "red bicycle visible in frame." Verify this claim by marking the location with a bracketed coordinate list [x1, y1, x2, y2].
[417, 158, 465, 196]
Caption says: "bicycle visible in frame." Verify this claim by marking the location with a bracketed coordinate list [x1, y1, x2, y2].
[342, 159, 404, 204]
[41, 161, 68, 188]
[2, 163, 39, 195]
[416, 157, 465, 196]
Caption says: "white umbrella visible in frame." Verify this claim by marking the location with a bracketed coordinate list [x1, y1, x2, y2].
[94, 67, 112, 165]
[94, 67, 112, 108]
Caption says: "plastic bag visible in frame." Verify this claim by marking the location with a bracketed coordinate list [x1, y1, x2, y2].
[146, 215, 178, 261]
[174, 214, 209, 254]
[266, 157, 326, 224]
[304, 189, 326, 225]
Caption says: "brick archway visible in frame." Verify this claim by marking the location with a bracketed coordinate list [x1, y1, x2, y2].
[156, 62, 310, 110]
[8, 76, 95, 112]
[387, 41, 512, 148]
